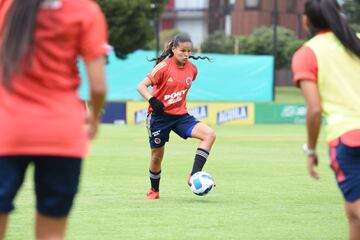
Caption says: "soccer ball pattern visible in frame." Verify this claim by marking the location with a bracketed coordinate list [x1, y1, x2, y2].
[189, 171, 215, 196]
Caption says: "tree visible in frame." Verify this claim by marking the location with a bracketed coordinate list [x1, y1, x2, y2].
[147, 29, 182, 51]
[343, 0, 360, 32]
[97, 0, 167, 59]
[201, 31, 235, 54]
[238, 26, 303, 69]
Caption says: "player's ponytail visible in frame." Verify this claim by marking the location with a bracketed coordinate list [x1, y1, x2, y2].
[0, 0, 45, 88]
[189, 55, 212, 62]
[148, 33, 213, 64]
[148, 40, 175, 65]
[305, 0, 360, 58]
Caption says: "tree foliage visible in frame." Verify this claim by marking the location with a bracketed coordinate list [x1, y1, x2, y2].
[238, 27, 303, 69]
[343, 0, 360, 32]
[147, 29, 182, 51]
[200, 27, 303, 69]
[97, 0, 167, 59]
[201, 31, 235, 54]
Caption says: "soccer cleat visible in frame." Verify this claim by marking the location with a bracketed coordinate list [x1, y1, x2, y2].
[146, 188, 160, 200]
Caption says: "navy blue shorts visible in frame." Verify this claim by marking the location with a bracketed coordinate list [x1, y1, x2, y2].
[146, 113, 199, 148]
[329, 141, 360, 202]
[0, 156, 82, 217]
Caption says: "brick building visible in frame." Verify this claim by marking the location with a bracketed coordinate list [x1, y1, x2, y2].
[231, 0, 306, 38]
[159, 0, 308, 86]
[160, 0, 307, 44]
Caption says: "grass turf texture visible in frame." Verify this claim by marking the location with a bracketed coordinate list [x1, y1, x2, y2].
[6, 124, 346, 239]
[274, 87, 304, 103]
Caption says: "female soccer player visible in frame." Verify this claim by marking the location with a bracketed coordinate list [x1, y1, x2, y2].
[137, 33, 216, 200]
[0, 0, 107, 239]
[292, 0, 360, 238]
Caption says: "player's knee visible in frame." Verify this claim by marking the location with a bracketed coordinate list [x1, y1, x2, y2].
[346, 206, 360, 224]
[348, 214, 360, 226]
[151, 154, 162, 166]
[352, 211, 360, 222]
[206, 129, 216, 143]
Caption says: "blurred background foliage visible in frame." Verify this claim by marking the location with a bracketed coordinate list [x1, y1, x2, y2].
[97, 0, 167, 59]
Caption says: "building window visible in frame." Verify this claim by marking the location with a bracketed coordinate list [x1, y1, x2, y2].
[245, 0, 261, 9]
[287, 0, 297, 13]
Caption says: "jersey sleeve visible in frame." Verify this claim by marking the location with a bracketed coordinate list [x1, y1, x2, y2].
[147, 61, 168, 86]
[291, 46, 318, 87]
[79, 2, 108, 63]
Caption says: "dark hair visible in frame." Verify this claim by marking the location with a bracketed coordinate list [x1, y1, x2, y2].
[148, 33, 212, 64]
[0, 0, 45, 88]
[305, 0, 360, 58]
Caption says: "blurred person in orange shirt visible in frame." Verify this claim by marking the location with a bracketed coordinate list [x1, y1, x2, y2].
[0, 0, 107, 239]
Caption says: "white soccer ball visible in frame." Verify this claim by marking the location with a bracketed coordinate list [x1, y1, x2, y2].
[189, 171, 215, 196]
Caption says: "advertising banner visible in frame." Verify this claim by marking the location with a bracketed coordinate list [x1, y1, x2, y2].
[255, 103, 306, 124]
[101, 102, 126, 124]
[127, 101, 254, 126]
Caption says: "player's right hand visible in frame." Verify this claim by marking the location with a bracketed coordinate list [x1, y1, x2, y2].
[149, 97, 165, 115]
[85, 111, 98, 140]
[307, 154, 319, 180]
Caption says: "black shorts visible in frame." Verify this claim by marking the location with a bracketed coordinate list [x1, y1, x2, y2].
[0, 155, 82, 217]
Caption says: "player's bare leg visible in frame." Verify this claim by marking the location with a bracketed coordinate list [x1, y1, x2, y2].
[146, 146, 165, 199]
[0, 214, 8, 240]
[345, 199, 360, 240]
[150, 146, 164, 173]
[35, 213, 67, 240]
[191, 123, 216, 152]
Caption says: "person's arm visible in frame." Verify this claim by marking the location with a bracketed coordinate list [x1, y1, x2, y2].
[137, 77, 153, 101]
[78, 2, 108, 139]
[299, 80, 322, 179]
[137, 77, 164, 114]
[85, 56, 106, 139]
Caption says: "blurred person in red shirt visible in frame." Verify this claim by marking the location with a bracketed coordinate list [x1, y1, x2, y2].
[0, 0, 107, 239]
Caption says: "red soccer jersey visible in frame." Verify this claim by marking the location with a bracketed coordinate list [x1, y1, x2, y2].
[0, 0, 108, 157]
[147, 57, 197, 115]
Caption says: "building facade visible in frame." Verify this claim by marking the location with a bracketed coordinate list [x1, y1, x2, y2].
[159, 0, 307, 86]
[231, 0, 306, 38]
[160, 0, 307, 45]
[160, 0, 209, 48]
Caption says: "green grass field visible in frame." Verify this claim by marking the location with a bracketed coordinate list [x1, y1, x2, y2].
[5, 124, 346, 240]
[275, 87, 304, 103]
